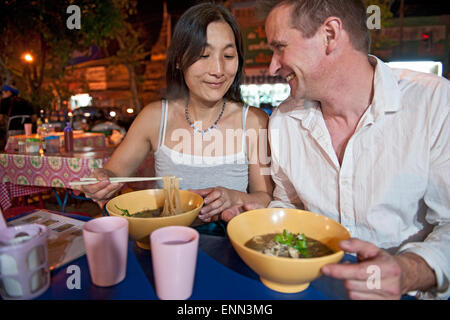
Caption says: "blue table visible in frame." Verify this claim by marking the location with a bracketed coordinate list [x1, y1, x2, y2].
[7, 211, 414, 300]
[24, 211, 352, 300]
[38, 241, 157, 300]
[133, 237, 352, 300]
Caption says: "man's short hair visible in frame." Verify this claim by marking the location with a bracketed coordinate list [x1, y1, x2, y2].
[259, 0, 371, 53]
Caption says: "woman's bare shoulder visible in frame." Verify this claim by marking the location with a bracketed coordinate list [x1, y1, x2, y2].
[141, 100, 163, 115]
[133, 101, 164, 124]
[246, 105, 269, 129]
[127, 100, 163, 135]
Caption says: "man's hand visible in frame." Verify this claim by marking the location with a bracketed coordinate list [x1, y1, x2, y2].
[321, 238, 436, 300]
[220, 203, 264, 222]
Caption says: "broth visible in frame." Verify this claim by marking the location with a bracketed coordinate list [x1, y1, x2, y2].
[115, 204, 164, 218]
[245, 232, 333, 259]
[131, 208, 163, 218]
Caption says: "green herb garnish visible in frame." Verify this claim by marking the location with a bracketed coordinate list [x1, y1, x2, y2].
[273, 229, 311, 257]
[115, 205, 131, 217]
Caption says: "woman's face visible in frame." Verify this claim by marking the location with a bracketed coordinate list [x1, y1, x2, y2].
[183, 21, 239, 104]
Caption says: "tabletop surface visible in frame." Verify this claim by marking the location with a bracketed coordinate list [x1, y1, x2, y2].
[5, 132, 107, 154]
[4, 211, 421, 300]
[1, 147, 114, 159]
[38, 238, 352, 300]
[20, 211, 354, 300]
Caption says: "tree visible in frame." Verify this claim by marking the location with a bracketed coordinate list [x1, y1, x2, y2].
[110, 0, 149, 113]
[0, 0, 123, 111]
[366, 0, 397, 53]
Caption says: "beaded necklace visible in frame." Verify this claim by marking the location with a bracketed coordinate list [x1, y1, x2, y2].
[185, 98, 225, 137]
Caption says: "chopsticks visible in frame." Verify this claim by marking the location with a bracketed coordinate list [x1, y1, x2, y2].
[69, 176, 181, 186]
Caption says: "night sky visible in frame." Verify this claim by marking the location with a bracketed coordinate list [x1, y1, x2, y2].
[390, 0, 450, 17]
[133, 0, 212, 51]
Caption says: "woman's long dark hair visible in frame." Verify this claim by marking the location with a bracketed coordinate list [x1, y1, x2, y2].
[166, 2, 244, 103]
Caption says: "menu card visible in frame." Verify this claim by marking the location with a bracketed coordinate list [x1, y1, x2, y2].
[7, 209, 86, 270]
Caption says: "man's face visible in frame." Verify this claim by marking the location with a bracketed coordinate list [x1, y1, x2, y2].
[1, 90, 12, 99]
[265, 4, 327, 101]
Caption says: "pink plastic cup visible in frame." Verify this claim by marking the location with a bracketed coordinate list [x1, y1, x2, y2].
[82, 216, 129, 287]
[24, 123, 32, 136]
[150, 226, 199, 300]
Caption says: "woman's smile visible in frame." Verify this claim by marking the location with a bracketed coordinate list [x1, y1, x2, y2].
[205, 80, 226, 88]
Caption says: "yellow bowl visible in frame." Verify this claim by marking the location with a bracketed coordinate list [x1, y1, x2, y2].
[106, 189, 203, 249]
[227, 208, 350, 293]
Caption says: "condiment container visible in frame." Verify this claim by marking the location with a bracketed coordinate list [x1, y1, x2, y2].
[44, 135, 60, 154]
[25, 138, 41, 154]
[18, 141, 26, 153]
[64, 122, 74, 153]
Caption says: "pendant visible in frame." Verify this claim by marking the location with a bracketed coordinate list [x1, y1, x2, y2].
[191, 121, 217, 139]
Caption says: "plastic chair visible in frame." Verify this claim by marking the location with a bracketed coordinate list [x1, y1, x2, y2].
[6, 115, 31, 138]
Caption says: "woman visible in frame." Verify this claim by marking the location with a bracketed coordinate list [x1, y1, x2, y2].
[82, 3, 273, 223]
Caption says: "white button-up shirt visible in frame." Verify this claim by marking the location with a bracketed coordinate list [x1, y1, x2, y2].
[268, 56, 450, 299]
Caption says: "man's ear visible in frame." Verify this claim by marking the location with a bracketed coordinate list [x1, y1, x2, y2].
[322, 17, 342, 55]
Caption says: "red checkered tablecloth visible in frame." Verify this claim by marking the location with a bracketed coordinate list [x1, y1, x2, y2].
[0, 183, 50, 210]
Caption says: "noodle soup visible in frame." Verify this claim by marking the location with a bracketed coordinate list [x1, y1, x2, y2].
[114, 176, 184, 218]
[105, 188, 203, 250]
[245, 229, 333, 259]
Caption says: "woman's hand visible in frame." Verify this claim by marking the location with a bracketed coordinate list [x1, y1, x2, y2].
[189, 187, 235, 222]
[81, 168, 124, 208]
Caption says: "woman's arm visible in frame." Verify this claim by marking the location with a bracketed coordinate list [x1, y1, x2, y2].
[103, 104, 157, 176]
[238, 106, 273, 204]
[242, 107, 273, 201]
[81, 102, 161, 204]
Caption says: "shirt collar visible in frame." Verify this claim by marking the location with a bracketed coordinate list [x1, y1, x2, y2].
[282, 55, 403, 124]
[369, 55, 403, 115]
[282, 98, 320, 127]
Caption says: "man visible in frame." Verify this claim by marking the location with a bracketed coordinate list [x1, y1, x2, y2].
[0, 85, 36, 149]
[0, 84, 36, 146]
[233, 0, 449, 299]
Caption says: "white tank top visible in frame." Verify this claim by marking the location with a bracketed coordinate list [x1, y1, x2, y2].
[154, 100, 249, 192]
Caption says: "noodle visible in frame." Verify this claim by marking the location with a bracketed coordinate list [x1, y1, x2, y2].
[173, 178, 182, 214]
[161, 176, 182, 216]
[161, 176, 170, 216]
